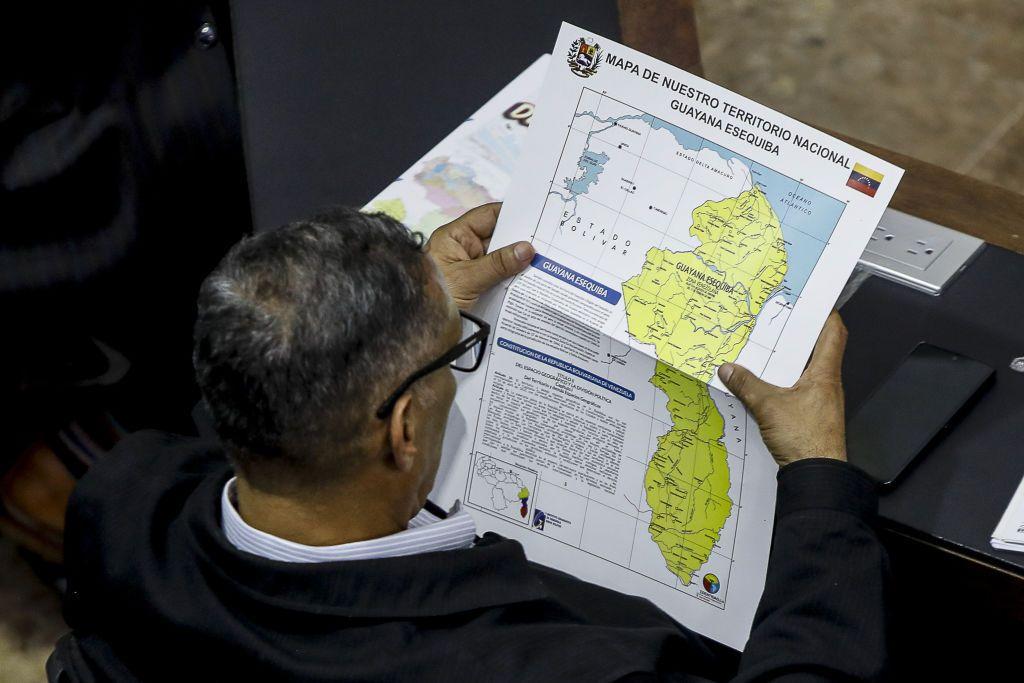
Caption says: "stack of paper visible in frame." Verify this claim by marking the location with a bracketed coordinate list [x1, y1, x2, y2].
[991, 476, 1024, 551]
[366, 56, 549, 237]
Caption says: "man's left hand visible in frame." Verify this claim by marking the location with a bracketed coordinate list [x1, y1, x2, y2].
[426, 203, 535, 310]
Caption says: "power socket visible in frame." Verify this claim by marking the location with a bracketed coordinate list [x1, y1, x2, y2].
[867, 222, 951, 271]
[858, 209, 984, 295]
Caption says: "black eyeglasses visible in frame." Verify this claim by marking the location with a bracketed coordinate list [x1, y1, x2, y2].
[375, 310, 490, 419]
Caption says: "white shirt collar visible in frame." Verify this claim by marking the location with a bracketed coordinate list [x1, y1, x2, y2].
[220, 478, 476, 563]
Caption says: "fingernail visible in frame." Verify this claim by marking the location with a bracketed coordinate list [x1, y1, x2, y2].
[718, 363, 734, 383]
[514, 242, 534, 261]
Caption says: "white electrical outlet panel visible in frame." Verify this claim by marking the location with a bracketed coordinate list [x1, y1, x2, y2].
[857, 208, 985, 295]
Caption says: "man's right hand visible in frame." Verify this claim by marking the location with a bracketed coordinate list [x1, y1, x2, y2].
[717, 312, 848, 468]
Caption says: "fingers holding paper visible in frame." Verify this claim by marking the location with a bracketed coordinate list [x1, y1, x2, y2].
[718, 312, 848, 468]
[427, 203, 535, 310]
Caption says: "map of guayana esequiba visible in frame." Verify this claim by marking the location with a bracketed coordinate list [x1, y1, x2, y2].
[621, 186, 787, 585]
[546, 91, 844, 591]
[545, 96, 808, 589]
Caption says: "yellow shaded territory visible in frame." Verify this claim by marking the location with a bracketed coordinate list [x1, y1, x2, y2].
[366, 198, 408, 223]
[644, 362, 733, 585]
[622, 186, 787, 382]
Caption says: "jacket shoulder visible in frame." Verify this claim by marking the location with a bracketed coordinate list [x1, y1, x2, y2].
[74, 430, 227, 504]
[64, 431, 230, 602]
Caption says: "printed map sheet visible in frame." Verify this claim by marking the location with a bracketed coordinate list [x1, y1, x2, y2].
[374, 26, 901, 649]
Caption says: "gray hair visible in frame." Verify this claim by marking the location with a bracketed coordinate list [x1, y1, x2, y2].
[193, 207, 446, 492]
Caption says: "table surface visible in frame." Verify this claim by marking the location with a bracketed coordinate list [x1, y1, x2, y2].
[841, 246, 1024, 576]
[831, 132, 1024, 576]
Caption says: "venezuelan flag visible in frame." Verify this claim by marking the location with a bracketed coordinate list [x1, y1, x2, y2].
[847, 163, 883, 197]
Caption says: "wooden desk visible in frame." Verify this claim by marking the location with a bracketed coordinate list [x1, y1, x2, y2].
[830, 131, 1024, 255]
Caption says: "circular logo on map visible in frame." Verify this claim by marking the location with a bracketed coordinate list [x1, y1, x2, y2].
[702, 573, 720, 594]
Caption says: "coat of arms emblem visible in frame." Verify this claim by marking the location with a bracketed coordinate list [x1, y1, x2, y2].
[567, 37, 602, 78]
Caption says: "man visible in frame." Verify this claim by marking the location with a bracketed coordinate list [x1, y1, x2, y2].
[51, 205, 887, 681]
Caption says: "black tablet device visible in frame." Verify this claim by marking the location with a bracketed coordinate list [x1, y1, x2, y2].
[847, 343, 994, 486]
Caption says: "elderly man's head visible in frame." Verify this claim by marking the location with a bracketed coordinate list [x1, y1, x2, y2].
[193, 208, 461, 500]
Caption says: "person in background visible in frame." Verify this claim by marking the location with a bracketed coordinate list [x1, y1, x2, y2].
[1, 3, 248, 562]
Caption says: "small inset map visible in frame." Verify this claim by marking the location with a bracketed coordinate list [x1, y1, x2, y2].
[468, 454, 538, 524]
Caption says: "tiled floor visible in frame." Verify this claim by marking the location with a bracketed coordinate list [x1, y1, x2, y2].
[696, 0, 1024, 193]
[0, 539, 63, 682]
[2, 3, 1022, 682]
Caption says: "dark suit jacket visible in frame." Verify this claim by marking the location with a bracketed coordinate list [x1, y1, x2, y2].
[1, 3, 250, 442]
[50, 431, 888, 681]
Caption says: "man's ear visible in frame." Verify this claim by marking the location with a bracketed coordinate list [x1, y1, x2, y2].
[387, 392, 418, 472]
